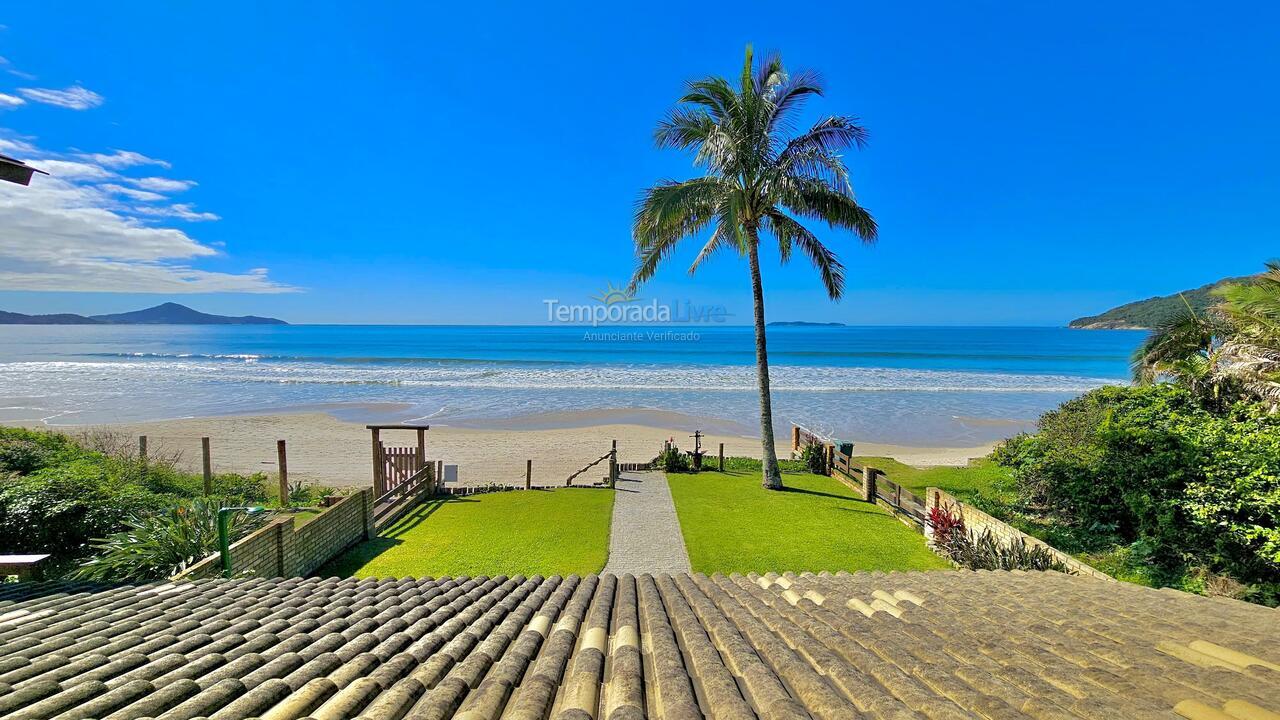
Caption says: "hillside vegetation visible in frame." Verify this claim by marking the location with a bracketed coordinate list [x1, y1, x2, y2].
[1069, 276, 1247, 329]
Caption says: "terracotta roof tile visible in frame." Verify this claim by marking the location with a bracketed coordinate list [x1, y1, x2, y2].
[0, 571, 1276, 719]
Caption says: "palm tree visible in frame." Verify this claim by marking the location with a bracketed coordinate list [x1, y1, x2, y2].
[1131, 296, 1229, 398]
[1216, 261, 1280, 403]
[1133, 263, 1280, 405]
[629, 46, 877, 489]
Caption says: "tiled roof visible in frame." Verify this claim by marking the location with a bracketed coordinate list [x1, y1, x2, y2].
[0, 571, 1276, 719]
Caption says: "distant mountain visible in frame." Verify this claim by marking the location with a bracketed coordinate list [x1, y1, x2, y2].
[768, 321, 847, 327]
[0, 303, 287, 325]
[1068, 276, 1248, 330]
[0, 310, 100, 325]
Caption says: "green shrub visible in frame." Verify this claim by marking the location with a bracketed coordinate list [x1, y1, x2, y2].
[994, 384, 1280, 603]
[0, 459, 171, 559]
[73, 499, 274, 581]
[655, 446, 691, 473]
[0, 426, 277, 575]
[0, 439, 51, 474]
[928, 504, 1070, 572]
[799, 441, 828, 475]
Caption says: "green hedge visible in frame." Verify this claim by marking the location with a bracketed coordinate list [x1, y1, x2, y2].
[995, 385, 1280, 604]
[0, 426, 270, 576]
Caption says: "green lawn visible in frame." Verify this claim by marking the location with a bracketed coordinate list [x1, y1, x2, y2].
[315, 488, 613, 578]
[853, 456, 1015, 503]
[668, 470, 950, 574]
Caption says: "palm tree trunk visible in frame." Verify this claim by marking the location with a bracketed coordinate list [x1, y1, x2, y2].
[746, 230, 784, 489]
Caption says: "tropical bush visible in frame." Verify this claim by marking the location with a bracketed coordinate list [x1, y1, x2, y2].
[0, 438, 52, 475]
[0, 426, 287, 577]
[799, 441, 829, 476]
[993, 384, 1280, 604]
[928, 504, 1070, 572]
[1134, 261, 1280, 405]
[655, 445, 692, 473]
[73, 499, 273, 581]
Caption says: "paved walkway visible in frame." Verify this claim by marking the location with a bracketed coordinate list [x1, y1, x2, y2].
[603, 470, 691, 575]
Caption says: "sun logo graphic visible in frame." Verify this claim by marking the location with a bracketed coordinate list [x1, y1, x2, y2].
[592, 282, 638, 306]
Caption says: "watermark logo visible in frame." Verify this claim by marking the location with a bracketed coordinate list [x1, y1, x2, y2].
[543, 283, 730, 327]
[592, 281, 637, 306]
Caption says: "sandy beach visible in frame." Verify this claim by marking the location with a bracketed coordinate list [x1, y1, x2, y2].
[14, 411, 996, 488]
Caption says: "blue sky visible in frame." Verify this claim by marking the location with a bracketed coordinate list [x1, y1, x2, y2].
[0, 1, 1276, 325]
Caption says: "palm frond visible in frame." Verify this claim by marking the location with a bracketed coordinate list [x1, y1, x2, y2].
[690, 195, 745, 274]
[779, 176, 878, 241]
[655, 108, 716, 150]
[630, 178, 726, 291]
[1130, 308, 1223, 384]
[765, 70, 824, 135]
[1217, 261, 1280, 343]
[765, 210, 845, 299]
[753, 50, 785, 95]
[679, 77, 738, 122]
[780, 115, 870, 158]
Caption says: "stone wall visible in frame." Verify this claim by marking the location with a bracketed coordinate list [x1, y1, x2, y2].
[174, 488, 375, 580]
[926, 487, 1112, 580]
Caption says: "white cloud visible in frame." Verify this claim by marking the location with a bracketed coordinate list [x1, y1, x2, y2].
[0, 135, 293, 294]
[0, 57, 36, 81]
[99, 183, 165, 202]
[0, 137, 38, 155]
[129, 176, 195, 193]
[131, 202, 220, 222]
[18, 85, 104, 110]
[0, 93, 24, 109]
[80, 149, 171, 169]
[32, 159, 115, 180]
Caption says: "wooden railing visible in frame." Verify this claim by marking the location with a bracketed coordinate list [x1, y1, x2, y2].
[373, 463, 435, 529]
[796, 423, 926, 528]
[874, 476, 928, 526]
[564, 445, 618, 488]
[791, 424, 831, 453]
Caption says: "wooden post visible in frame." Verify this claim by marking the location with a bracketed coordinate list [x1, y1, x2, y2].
[138, 435, 148, 462]
[718, 442, 725, 471]
[416, 428, 426, 472]
[201, 437, 212, 496]
[863, 466, 877, 503]
[825, 444, 835, 476]
[791, 426, 801, 452]
[277, 440, 289, 506]
[526, 459, 532, 490]
[370, 428, 382, 496]
[609, 440, 618, 488]
[436, 460, 444, 488]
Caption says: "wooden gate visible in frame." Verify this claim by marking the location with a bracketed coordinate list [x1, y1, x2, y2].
[368, 424, 433, 499]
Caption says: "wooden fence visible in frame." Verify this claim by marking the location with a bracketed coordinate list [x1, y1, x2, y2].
[873, 475, 928, 526]
[795, 424, 928, 528]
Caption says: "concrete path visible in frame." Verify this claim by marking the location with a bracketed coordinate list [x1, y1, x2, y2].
[603, 470, 691, 575]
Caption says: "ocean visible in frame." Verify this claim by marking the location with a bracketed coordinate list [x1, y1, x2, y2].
[0, 324, 1145, 446]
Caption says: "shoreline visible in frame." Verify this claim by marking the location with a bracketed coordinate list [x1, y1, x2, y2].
[10, 409, 998, 488]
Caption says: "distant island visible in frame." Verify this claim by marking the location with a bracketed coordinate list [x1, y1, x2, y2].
[1069, 275, 1247, 330]
[0, 302, 288, 325]
[767, 321, 847, 327]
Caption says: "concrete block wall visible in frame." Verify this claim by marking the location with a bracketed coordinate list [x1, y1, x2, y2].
[926, 487, 1113, 580]
[174, 488, 375, 580]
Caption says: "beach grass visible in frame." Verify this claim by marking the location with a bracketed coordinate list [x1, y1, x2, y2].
[854, 456, 1015, 503]
[668, 470, 950, 574]
[316, 487, 613, 578]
